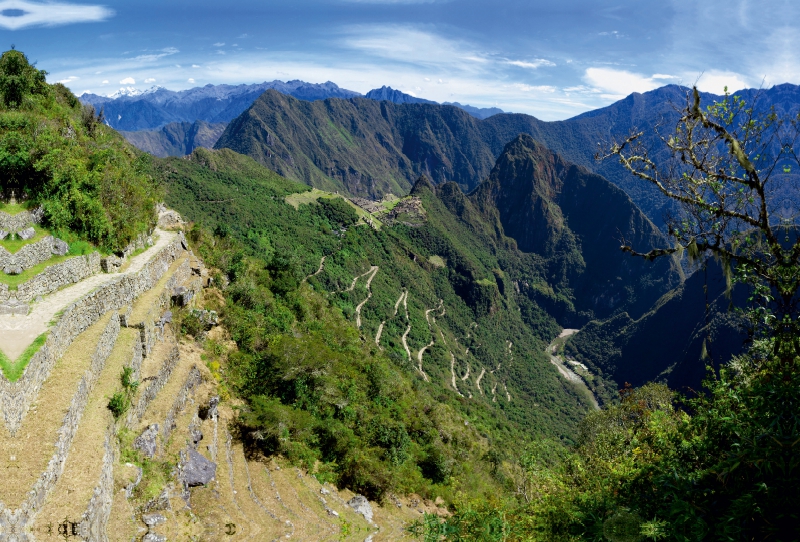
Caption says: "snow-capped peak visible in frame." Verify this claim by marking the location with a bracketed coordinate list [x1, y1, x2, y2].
[107, 85, 164, 99]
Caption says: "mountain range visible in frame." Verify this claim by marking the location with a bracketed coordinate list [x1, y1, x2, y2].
[116, 77, 768, 394]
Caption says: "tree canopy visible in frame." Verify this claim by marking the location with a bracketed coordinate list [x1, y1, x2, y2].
[0, 49, 159, 251]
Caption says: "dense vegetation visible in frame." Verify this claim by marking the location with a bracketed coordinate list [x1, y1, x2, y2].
[154, 146, 603, 500]
[0, 49, 158, 250]
[419, 88, 800, 541]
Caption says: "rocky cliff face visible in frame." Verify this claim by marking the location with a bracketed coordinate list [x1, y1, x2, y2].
[470, 135, 683, 321]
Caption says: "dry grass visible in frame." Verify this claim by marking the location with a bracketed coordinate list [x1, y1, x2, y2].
[0, 310, 115, 507]
[32, 328, 137, 531]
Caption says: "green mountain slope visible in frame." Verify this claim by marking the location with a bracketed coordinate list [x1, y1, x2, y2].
[565, 261, 748, 390]
[120, 120, 227, 157]
[214, 90, 500, 197]
[471, 135, 683, 323]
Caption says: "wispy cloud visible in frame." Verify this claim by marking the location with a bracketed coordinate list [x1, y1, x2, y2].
[0, 0, 113, 30]
[131, 47, 178, 62]
[505, 59, 556, 69]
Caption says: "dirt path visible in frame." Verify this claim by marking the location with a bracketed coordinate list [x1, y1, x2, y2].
[355, 266, 379, 328]
[546, 329, 600, 409]
[449, 352, 463, 397]
[303, 255, 326, 283]
[0, 229, 177, 360]
[475, 368, 485, 395]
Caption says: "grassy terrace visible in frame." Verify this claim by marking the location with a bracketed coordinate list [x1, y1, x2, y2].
[0, 202, 32, 215]
[0, 237, 96, 289]
[0, 333, 46, 381]
[285, 188, 385, 228]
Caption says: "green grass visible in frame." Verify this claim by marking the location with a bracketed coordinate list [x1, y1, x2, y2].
[0, 202, 32, 215]
[0, 241, 95, 288]
[0, 224, 49, 253]
[285, 188, 385, 229]
[0, 333, 47, 381]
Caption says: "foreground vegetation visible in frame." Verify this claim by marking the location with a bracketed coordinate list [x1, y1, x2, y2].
[0, 49, 159, 251]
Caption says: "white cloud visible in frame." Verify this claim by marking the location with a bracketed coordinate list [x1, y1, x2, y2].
[343, 26, 487, 70]
[652, 73, 679, 80]
[583, 67, 660, 98]
[101, 79, 108, 84]
[0, 0, 113, 30]
[144, 77, 156, 83]
[187, 78, 195, 84]
[119, 77, 135, 85]
[132, 47, 178, 62]
[505, 59, 555, 69]
[693, 70, 751, 94]
[192, 64, 200, 68]
[213, 42, 225, 47]
[57, 75, 78, 84]
[512, 83, 556, 93]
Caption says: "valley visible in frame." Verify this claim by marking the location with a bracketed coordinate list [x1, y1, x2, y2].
[0, 46, 781, 541]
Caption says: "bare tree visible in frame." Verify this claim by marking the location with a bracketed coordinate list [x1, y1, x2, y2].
[598, 86, 800, 365]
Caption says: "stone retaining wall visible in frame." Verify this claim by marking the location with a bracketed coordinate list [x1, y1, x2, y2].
[161, 365, 203, 446]
[0, 232, 187, 435]
[79, 425, 116, 542]
[128, 345, 181, 425]
[13, 252, 102, 304]
[11, 312, 120, 533]
[0, 236, 67, 275]
[0, 208, 41, 234]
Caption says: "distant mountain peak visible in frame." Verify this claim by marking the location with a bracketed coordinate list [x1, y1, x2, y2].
[105, 85, 164, 99]
[365, 86, 436, 105]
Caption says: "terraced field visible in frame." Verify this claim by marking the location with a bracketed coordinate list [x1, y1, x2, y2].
[0, 207, 427, 541]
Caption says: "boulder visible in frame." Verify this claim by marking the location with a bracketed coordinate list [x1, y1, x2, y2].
[158, 208, 184, 229]
[0, 230, 7, 240]
[347, 495, 374, 523]
[143, 534, 166, 542]
[200, 396, 220, 420]
[133, 424, 159, 459]
[17, 227, 35, 240]
[190, 427, 203, 446]
[142, 513, 167, 527]
[101, 255, 123, 273]
[52, 238, 69, 256]
[182, 448, 216, 487]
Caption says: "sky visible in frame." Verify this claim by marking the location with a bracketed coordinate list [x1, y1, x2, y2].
[1, 0, 798, 120]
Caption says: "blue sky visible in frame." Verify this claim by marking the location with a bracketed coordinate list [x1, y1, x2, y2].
[1, 0, 797, 120]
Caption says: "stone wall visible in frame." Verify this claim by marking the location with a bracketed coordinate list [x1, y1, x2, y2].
[0, 208, 41, 234]
[0, 233, 188, 435]
[128, 345, 181, 425]
[13, 252, 102, 303]
[0, 236, 67, 275]
[11, 312, 120, 533]
[79, 426, 116, 542]
[161, 365, 203, 446]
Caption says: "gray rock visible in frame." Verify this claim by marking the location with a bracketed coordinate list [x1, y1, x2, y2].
[17, 227, 35, 240]
[101, 255, 123, 273]
[133, 424, 159, 459]
[142, 512, 167, 527]
[182, 448, 216, 487]
[172, 286, 193, 307]
[320, 487, 330, 495]
[326, 507, 339, 517]
[143, 534, 167, 542]
[347, 495, 374, 523]
[158, 208, 184, 229]
[52, 238, 69, 256]
[0, 230, 7, 240]
[200, 396, 220, 420]
[190, 427, 203, 446]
